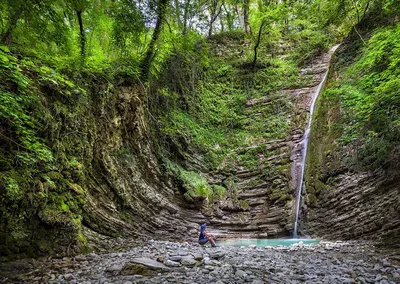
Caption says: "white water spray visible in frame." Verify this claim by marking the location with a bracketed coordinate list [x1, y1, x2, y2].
[293, 71, 329, 238]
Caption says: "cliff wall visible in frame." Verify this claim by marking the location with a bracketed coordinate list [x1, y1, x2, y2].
[302, 13, 400, 246]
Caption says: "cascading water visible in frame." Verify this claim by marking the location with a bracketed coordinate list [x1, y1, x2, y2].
[293, 71, 329, 238]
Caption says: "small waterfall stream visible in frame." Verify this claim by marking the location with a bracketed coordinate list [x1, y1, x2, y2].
[293, 71, 329, 238]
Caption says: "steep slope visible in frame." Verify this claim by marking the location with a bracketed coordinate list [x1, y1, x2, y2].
[198, 45, 339, 239]
[0, 50, 205, 259]
[302, 13, 400, 246]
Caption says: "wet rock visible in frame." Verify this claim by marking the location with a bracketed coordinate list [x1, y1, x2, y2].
[357, 277, 366, 283]
[203, 257, 212, 265]
[74, 255, 87, 261]
[382, 259, 391, 267]
[193, 252, 203, 261]
[251, 280, 265, 284]
[342, 279, 356, 284]
[177, 249, 189, 256]
[2, 240, 399, 284]
[291, 275, 307, 281]
[346, 269, 357, 278]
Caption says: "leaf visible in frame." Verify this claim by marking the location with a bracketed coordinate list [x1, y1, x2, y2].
[0, 54, 9, 63]
[0, 46, 10, 53]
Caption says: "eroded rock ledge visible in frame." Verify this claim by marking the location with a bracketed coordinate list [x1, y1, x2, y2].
[302, 168, 400, 244]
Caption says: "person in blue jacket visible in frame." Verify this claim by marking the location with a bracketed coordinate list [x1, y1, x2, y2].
[198, 223, 217, 247]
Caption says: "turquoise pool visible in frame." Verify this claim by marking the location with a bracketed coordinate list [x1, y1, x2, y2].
[218, 238, 320, 247]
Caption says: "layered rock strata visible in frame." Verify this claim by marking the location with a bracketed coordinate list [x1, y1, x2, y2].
[302, 170, 400, 243]
[300, 37, 400, 244]
[80, 86, 206, 243]
[206, 47, 339, 239]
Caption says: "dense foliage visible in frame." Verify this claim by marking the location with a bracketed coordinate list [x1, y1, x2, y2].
[0, 0, 375, 75]
[0, 46, 89, 256]
[323, 22, 400, 169]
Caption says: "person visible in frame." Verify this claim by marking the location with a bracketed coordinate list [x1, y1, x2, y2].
[198, 223, 217, 247]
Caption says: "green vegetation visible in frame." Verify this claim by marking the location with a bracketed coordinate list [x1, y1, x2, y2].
[153, 1, 388, 174]
[336, 23, 400, 168]
[309, 21, 400, 173]
[0, 47, 89, 257]
[163, 158, 226, 203]
[306, 4, 400, 204]
[157, 33, 328, 170]
[1, 0, 398, 257]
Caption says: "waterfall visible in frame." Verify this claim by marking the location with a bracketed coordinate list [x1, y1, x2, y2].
[293, 71, 329, 238]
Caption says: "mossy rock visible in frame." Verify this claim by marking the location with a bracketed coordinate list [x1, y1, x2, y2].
[68, 182, 85, 195]
[278, 193, 291, 202]
[238, 199, 250, 210]
[38, 208, 74, 227]
[45, 171, 64, 181]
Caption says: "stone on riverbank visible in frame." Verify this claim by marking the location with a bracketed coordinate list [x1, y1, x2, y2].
[120, 257, 170, 276]
[1, 240, 399, 284]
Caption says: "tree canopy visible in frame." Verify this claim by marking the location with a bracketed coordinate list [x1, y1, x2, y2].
[1, 0, 391, 77]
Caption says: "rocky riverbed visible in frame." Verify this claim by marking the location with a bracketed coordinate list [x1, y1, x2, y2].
[1, 240, 399, 283]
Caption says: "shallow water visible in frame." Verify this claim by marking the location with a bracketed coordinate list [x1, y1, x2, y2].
[218, 238, 320, 247]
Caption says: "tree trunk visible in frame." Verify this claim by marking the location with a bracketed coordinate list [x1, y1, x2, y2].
[252, 20, 265, 67]
[182, 0, 191, 35]
[223, 4, 234, 31]
[234, 5, 243, 30]
[208, 1, 222, 37]
[1, 7, 24, 45]
[285, 18, 289, 35]
[362, 0, 371, 20]
[76, 9, 86, 57]
[140, 0, 168, 81]
[243, 0, 251, 34]
[174, 0, 182, 28]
